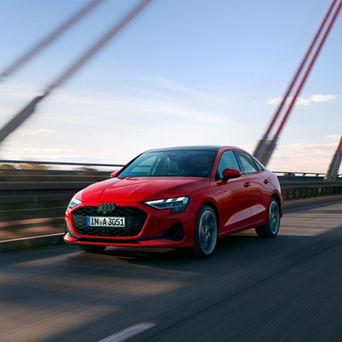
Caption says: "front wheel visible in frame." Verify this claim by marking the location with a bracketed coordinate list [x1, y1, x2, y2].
[191, 205, 218, 257]
[79, 245, 106, 253]
[255, 197, 280, 238]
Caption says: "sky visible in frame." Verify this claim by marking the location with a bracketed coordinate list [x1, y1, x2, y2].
[0, 0, 341, 173]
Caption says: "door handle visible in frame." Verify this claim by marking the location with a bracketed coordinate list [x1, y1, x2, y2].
[244, 182, 250, 188]
[263, 179, 269, 184]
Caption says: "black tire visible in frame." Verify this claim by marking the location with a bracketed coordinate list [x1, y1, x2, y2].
[79, 245, 106, 253]
[255, 197, 280, 238]
[191, 205, 218, 257]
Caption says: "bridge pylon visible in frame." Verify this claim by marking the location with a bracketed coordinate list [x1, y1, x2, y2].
[326, 135, 342, 180]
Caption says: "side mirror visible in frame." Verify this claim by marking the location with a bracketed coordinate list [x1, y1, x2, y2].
[222, 168, 241, 181]
[110, 170, 119, 178]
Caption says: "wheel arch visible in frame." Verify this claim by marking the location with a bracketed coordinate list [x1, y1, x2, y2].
[202, 200, 219, 228]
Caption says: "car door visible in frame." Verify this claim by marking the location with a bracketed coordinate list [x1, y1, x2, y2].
[234, 150, 266, 225]
[213, 150, 253, 233]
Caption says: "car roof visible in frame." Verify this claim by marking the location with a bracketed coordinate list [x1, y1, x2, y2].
[146, 145, 240, 152]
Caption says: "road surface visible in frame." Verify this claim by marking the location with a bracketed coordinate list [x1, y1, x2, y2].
[0, 198, 341, 342]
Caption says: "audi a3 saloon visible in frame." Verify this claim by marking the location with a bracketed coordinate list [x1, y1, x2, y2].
[64, 146, 282, 257]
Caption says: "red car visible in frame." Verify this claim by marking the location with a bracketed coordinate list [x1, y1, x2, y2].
[64, 146, 282, 257]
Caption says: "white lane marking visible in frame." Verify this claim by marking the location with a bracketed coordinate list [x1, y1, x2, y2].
[98, 322, 156, 342]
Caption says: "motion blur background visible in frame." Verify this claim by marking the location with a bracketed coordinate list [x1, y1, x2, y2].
[0, 0, 341, 172]
[0, 3, 342, 342]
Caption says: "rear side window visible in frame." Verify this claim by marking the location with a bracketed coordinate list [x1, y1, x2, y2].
[254, 159, 264, 172]
[235, 151, 258, 174]
[216, 150, 240, 179]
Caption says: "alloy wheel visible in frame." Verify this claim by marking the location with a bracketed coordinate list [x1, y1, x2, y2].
[198, 209, 218, 255]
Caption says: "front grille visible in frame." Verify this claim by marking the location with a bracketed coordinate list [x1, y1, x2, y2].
[72, 206, 147, 237]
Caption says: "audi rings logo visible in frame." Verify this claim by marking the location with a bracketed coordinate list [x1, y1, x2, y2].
[97, 203, 115, 215]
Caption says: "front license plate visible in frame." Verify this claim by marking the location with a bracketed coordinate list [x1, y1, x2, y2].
[87, 216, 125, 227]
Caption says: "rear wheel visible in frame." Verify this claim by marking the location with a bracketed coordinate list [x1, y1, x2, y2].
[191, 205, 218, 257]
[255, 197, 280, 238]
[79, 245, 106, 253]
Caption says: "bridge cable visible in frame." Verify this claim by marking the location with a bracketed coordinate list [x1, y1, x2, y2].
[0, 0, 155, 146]
[254, 0, 342, 165]
[0, 0, 107, 83]
[263, 0, 338, 139]
[261, 0, 342, 166]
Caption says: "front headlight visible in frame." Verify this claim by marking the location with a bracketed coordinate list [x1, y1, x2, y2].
[68, 196, 82, 209]
[145, 196, 190, 213]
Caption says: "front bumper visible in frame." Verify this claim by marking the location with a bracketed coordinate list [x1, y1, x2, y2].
[64, 200, 196, 248]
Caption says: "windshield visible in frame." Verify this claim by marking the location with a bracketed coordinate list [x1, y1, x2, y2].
[119, 150, 217, 178]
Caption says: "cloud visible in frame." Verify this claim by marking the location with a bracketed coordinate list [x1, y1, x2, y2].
[50, 78, 234, 126]
[0, 82, 40, 99]
[1, 80, 338, 173]
[328, 134, 341, 140]
[14, 128, 53, 136]
[0, 79, 239, 164]
[268, 142, 341, 173]
[144, 77, 232, 108]
[0, 108, 15, 116]
[1, 79, 234, 127]
[267, 94, 338, 106]
[0, 146, 79, 161]
[310, 94, 336, 103]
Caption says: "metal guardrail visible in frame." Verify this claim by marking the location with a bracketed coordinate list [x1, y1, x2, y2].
[0, 159, 124, 167]
[1, 160, 341, 179]
[0, 160, 124, 182]
[1, 160, 341, 175]
[274, 171, 325, 177]
[280, 180, 342, 200]
[273, 171, 342, 178]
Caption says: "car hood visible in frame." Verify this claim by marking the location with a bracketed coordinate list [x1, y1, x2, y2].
[77, 177, 210, 202]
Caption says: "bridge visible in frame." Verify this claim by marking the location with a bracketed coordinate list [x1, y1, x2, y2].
[0, 0, 342, 341]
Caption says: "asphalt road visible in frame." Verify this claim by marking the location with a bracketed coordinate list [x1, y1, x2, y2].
[0, 198, 342, 342]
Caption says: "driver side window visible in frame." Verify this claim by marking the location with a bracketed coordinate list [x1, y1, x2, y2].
[216, 150, 240, 179]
